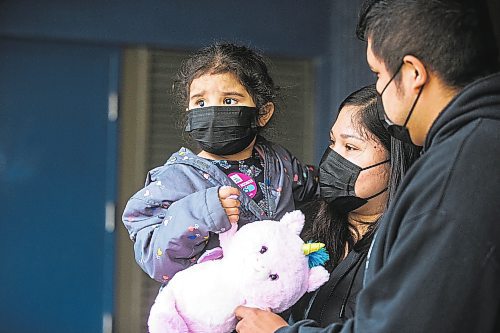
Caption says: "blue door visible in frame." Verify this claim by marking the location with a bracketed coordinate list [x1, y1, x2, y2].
[0, 38, 119, 333]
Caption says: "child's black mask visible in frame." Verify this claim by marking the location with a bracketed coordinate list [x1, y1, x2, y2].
[185, 106, 259, 155]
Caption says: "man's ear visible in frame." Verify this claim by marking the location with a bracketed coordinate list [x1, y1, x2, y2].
[402, 55, 428, 92]
[257, 102, 275, 127]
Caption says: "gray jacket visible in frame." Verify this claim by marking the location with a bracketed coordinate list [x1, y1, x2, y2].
[122, 137, 318, 283]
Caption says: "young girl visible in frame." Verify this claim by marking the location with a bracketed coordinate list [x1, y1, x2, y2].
[122, 43, 318, 284]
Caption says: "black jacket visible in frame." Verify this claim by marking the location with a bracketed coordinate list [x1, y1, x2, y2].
[277, 73, 500, 333]
[289, 249, 367, 327]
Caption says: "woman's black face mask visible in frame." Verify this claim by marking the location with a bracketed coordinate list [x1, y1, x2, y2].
[319, 147, 389, 213]
[185, 106, 259, 155]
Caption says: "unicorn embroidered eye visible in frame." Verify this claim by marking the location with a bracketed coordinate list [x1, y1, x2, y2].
[260, 246, 268, 254]
[269, 273, 279, 281]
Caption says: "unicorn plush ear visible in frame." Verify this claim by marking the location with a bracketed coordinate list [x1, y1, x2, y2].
[307, 266, 330, 292]
[280, 210, 305, 236]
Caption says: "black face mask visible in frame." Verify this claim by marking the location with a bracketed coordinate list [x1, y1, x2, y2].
[185, 106, 259, 155]
[319, 147, 390, 213]
[377, 62, 424, 145]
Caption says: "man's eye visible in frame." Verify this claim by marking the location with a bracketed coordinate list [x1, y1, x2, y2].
[223, 98, 237, 105]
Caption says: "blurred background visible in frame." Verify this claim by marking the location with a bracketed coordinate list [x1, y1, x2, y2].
[0, 1, 499, 332]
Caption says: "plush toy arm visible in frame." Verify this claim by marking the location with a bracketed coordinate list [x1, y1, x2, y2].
[148, 288, 190, 333]
[197, 246, 224, 263]
[218, 221, 238, 249]
[307, 266, 330, 292]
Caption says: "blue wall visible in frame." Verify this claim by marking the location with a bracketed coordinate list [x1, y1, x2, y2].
[318, 0, 373, 159]
[0, 38, 119, 333]
[0, 0, 331, 57]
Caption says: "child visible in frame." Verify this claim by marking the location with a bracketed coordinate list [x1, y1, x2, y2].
[122, 43, 318, 284]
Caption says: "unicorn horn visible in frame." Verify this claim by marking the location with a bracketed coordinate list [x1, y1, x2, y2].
[302, 242, 325, 255]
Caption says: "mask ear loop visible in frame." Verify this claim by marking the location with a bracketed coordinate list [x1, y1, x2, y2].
[360, 158, 391, 171]
[363, 186, 388, 201]
[359, 159, 390, 200]
[379, 62, 404, 126]
[380, 62, 404, 96]
[251, 107, 260, 129]
[402, 84, 425, 127]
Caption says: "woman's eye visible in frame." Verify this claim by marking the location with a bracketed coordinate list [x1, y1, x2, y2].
[196, 100, 205, 107]
[346, 144, 358, 151]
[259, 246, 268, 254]
[223, 98, 237, 105]
[269, 273, 279, 281]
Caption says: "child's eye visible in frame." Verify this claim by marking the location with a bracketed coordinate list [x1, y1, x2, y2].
[259, 246, 268, 254]
[223, 98, 237, 105]
[269, 273, 279, 281]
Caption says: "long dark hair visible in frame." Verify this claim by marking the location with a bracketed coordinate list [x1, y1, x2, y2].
[302, 85, 421, 270]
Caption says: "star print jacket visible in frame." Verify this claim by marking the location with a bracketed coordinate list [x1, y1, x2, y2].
[122, 136, 319, 283]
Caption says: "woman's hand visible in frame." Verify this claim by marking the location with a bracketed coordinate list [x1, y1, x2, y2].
[234, 306, 288, 333]
[218, 186, 241, 224]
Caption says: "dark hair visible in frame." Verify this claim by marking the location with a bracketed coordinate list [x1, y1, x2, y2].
[356, 0, 499, 88]
[302, 85, 421, 270]
[174, 42, 279, 129]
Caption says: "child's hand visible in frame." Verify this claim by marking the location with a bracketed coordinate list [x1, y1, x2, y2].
[218, 186, 241, 224]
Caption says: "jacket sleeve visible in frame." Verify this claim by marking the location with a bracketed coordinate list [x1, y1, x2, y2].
[122, 173, 229, 283]
[275, 320, 348, 333]
[289, 156, 319, 204]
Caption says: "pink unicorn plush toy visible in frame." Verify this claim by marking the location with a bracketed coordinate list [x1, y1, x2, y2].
[148, 210, 330, 333]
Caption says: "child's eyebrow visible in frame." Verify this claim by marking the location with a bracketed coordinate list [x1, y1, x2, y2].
[222, 91, 246, 97]
[189, 92, 205, 100]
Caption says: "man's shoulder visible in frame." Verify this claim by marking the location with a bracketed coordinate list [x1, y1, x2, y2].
[400, 118, 500, 216]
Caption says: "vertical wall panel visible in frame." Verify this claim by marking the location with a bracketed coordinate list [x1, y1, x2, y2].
[0, 38, 118, 333]
[315, 0, 373, 161]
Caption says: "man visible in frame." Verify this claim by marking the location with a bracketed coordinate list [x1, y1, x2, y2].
[235, 0, 500, 332]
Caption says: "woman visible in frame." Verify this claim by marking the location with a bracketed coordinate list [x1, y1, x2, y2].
[234, 85, 421, 332]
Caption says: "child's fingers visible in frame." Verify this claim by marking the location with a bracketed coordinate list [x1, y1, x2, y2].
[220, 198, 241, 208]
[219, 186, 241, 223]
[227, 212, 239, 223]
[219, 186, 240, 199]
[224, 207, 240, 216]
